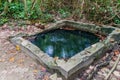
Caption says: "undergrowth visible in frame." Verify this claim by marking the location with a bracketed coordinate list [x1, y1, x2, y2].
[0, 0, 120, 25]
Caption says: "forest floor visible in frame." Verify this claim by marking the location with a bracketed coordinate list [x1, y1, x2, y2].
[0, 21, 120, 80]
[0, 23, 51, 80]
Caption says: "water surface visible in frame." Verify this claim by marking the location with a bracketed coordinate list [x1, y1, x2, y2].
[30, 29, 99, 59]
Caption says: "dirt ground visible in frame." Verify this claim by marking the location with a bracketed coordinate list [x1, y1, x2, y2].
[0, 24, 51, 80]
[0, 23, 120, 80]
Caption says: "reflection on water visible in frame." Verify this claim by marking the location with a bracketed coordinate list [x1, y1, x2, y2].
[30, 29, 99, 59]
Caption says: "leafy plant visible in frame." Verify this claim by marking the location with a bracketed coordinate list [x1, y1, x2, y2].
[58, 9, 71, 18]
[0, 17, 8, 25]
[40, 13, 54, 23]
[0, 0, 120, 24]
[8, 3, 24, 19]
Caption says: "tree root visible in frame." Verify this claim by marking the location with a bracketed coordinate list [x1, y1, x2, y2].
[86, 61, 109, 80]
[105, 54, 120, 80]
[86, 52, 114, 80]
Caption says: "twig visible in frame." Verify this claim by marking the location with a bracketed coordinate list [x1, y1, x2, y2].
[86, 52, 114, 80]
[105, 54, 120, 80]
[86, 61, 109, 80]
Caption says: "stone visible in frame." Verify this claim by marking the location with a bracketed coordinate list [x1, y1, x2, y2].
[109, 61, 114, 67]
[110, 77, 118, 80]
[100, 68, 109, 76]
[74, 78, 80, 80]
[97, 71, 103, 75]
[57, 78, 63, 80]
[93, 75, 104, 80]
[103, 68, 110, 73]
[49, 73, 57, 80]
[89, 65, 94, 70]
[86, 69, 91, 73]
[110, 38, 115, 42]
[116, 65, 120, 71]
[113, 71, 120, 78]
[10, 20, 120, 80]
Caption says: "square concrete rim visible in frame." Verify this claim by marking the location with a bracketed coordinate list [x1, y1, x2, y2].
[10, 20, 120, 79]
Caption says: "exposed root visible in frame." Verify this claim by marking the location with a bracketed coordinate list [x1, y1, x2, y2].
[86, 61, 110, 80]
[86, 51, 114, 80]
[105, 54, 120, 80]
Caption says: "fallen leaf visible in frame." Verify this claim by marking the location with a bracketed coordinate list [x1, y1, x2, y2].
[18, 59, 24, 63]
[53, 57, 59, 61]
[0, 59, 5, 62]
[110, 38, 115, 43]
[40, 66, 46, 72]
[86, 69, 91, 73]
[9, 57, 15, 62]
[62, 27, 75, 30]
[43, 75, 49, 80]
[89, 66, 94, 70]
[112, 57, 117, 61]
[91, 44, 96, 47]
[114, 50, 119, 55]
[95, 33, 105, 40]
[116, 29, 120, 32]
[16, 45, 20, 51]
[33, 69, 38, 73]
[7, 49, 16, 54]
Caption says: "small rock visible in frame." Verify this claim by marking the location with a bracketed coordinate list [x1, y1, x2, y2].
[113, 71, 120, 78]
[91, 44, 96, 47]
[35, 23, 39, 26]
[101, 68, 106, 73]
[109, 61, 115, 67]
[110, 76, 118, 80]
[100, 68, 108, 76]
[118, 62, 120, 65]
[86, 69, 91, 73]
[116, 65, 120, 71]
[49, 73, 57, 80]
[97, 71, 103, 75]
[110, 38, 115, 43]
[57, 77, 63, 80]
[93, 75, 104, 80]
[0, 59, 5, 62]
[116, 29, 120, 32]
[89, 66, 94, 70]
[103, 68, 110, 73]
[74, 78, 80, 80]
[35, 23, 45, 29]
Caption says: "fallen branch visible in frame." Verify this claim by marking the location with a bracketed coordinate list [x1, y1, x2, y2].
[105, 54, 120, 80]
[86, 61, 109, 80]
[86, 52, 113, 80]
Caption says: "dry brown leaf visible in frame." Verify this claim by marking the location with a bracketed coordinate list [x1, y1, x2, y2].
[112, 57, 117, 61]
[7, 49, 16, 54]
[33, 69, 38, 73]
[116, 29, 120, 32]
[16, 45, 20, 51]
[54, 57, 59, 61]
[9, 57, 15, 62]
[40, 66, 46, 71]
[18, 59, 24, 63]
[0, 59, 5, 62]
[114, 50, 120, 55]
[95, 33, 106, 40]
[110, 38, 115, 43]
[43, 75, 49, 80]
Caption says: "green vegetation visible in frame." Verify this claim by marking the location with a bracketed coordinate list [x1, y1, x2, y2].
[0, 0, 120, 25]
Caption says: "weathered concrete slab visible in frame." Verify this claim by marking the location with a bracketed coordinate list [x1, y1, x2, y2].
[10, 20, 120, 80]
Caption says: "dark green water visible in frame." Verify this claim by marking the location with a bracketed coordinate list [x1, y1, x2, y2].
[30, 29, 99, 59]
